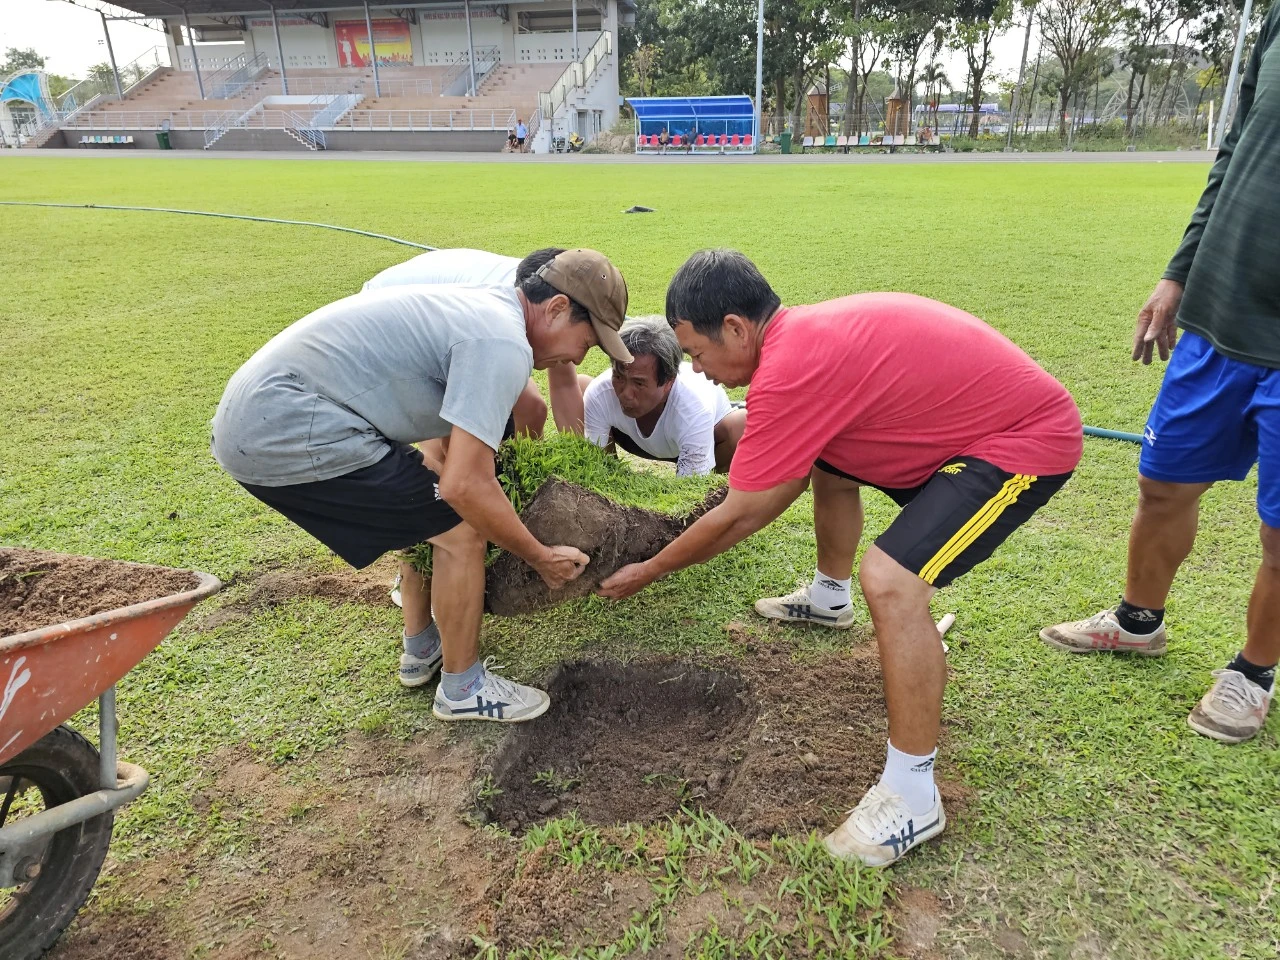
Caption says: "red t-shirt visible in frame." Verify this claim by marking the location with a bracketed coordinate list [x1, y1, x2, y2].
[729, 293, 1083, 492]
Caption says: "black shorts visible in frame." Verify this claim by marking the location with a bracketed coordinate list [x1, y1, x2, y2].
[241, 444, 461, 569]
[815, 457, 1072, 588]
[517, 136, 526, 146]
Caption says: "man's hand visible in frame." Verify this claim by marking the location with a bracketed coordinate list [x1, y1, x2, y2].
[532, 545, 590, 589]
[1133, 279, 1184, 364]
[597, 561, 657, 600]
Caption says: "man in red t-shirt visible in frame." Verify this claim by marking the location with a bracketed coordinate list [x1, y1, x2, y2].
[599, 249, 1082, 867]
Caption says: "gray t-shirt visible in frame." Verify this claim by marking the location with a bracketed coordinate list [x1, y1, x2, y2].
[212, 284, 532, 486]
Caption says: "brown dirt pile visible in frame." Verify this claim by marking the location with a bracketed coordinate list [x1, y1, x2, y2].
[0, 548, 199, 638]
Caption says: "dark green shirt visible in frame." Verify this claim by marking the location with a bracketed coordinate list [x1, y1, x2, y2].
[1165, 3, 1280, 369]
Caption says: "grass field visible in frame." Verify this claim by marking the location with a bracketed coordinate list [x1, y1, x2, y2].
[2, 154, 1278, 960]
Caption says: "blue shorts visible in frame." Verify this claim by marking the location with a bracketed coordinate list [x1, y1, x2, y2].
[1140, 331, 1280, 526]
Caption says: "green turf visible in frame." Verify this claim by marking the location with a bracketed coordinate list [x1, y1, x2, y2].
[2, 155, 1277, 959]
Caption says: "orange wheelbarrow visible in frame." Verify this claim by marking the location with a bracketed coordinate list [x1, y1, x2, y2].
[0, 557, 220, 960]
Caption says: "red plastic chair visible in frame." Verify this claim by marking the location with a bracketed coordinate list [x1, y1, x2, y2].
[695, 135, 705, 146]
[743, 134, 754, 147]
[730, 134, 741, 147]
[717, 135, 728, 146]
[671, 135, 683, 147]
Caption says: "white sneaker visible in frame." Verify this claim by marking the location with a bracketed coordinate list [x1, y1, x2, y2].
[823, 784, 946, 867]
[1187, 669, 1273, 744]
[399, 649, 441, 688]
[390, 572, 403, 609]
[755, 585, 856, 629]
[1040, 609, 1167, 656]
[432, 658, 550, 723]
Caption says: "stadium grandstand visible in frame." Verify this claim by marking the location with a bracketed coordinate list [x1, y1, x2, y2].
[9, 0, 630, 152]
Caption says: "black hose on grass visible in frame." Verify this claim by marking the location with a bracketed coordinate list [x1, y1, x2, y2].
[0, 200, 1146, 445]
[0, 200, 435, 251]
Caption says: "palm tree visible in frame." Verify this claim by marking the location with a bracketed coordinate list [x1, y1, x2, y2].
[918, 62, 950, 135]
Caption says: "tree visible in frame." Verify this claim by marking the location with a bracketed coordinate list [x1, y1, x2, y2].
[918, 60, 951, 130]
[953, 0, 1014, 135]
[883, 0, 949, 108]
[2, 47, 46, 74]
[1038, 0, 1121, 135]
[1120, 0, 1185, 132]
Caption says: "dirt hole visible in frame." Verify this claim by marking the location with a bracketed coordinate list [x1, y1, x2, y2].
[482, 648, 967, 839]
[484, 660, 757, 831]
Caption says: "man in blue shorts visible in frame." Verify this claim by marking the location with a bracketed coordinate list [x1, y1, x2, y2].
[1041, 4, 1280, 743]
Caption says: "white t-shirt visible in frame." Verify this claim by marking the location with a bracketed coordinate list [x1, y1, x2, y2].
[584, 362, 732, 476]
[363, 248, 520, 293]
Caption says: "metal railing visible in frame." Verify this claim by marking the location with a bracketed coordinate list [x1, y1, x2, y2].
[538, 32, 612, 144]
[581, 31, 612, 88]
[203, 108, 241, 147]
[311, 94, 363, 128]
[336, 108, 516, 131]
[441, 46, 501, 96]
[280, 109, 326, 149]
[59, 105, 513, 135]
[59, 110, 227, 131]
[206, 53, 271, 99]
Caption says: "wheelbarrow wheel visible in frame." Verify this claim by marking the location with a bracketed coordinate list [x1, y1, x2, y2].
[0, 725, 114, 960]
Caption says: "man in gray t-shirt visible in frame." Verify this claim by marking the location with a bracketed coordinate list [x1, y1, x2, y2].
[212, 249, 632, 723]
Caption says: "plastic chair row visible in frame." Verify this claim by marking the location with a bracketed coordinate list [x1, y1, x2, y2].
[637, 134, 754, 151]
[78, 135, 136, 148]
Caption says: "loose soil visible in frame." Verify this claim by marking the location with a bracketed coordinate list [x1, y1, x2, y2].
[481, 644, 966, 839]
[485, 479, 727, 616]
[195, 556, 400, 630]
[0, 548, 200, 638]
[47, 644, 967, 960]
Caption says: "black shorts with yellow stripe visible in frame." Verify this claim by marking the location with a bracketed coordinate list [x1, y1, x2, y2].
[815, 457, 1072, 589]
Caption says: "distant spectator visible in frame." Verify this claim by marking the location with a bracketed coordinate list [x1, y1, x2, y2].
[686, 126, 697, 153]
[658, 128, 671, 155]
[515, 118, 528, 152]
[506, 128, 518, 151]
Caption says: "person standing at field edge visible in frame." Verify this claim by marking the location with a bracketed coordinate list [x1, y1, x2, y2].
[598, 249, 1082, 866]
[212, 250, 632, 723]
[1040, 3, 1280, 744]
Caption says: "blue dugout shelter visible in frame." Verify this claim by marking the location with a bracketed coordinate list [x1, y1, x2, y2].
[626, 95, 756, 153]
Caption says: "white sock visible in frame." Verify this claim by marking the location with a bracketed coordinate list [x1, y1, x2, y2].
[809, 570, 851, 609]
[877, 741, 938, 816]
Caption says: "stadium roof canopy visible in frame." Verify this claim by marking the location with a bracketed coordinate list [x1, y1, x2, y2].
[625, 96, 755, 125]
[72, 0, 632, 18]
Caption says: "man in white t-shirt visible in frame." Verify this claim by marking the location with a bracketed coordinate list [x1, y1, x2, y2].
[583, 316, 746, 476]
[364, 247, 586, 436]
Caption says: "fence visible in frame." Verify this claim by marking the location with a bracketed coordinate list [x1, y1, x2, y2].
[441, 46, 501, 96]
[333, 108, 516, 131]
[271, 76, 434, 97]
[206, 53, 271, 99]
[539, 32, 611, 122]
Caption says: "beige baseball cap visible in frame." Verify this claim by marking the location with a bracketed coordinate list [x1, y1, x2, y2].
[535, 249, 632, 363]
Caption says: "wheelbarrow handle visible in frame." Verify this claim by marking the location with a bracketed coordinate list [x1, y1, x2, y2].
[0, 761, 147, 856]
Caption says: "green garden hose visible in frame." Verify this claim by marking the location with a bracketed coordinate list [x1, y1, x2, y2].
[0, 199, 1146, 445]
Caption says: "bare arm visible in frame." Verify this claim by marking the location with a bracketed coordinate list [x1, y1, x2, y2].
[547, 362, 586, 435]
[597, 477, 810, 599]
[438, 425, 587, 588]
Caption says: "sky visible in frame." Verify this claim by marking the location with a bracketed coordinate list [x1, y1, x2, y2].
[1, 0, 1039, 87]
[2, 1, 162, 78]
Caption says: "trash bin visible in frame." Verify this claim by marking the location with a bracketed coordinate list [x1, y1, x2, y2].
[155, 131, 172, 150]
[780, 131, 792, 154]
